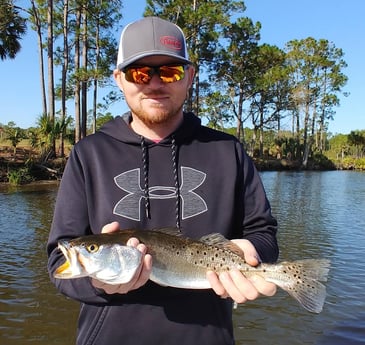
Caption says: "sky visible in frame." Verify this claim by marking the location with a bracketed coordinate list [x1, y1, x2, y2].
[1, 0, 364, 134]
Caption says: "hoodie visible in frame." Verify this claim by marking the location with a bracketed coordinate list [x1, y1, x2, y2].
[47, 112, 278, 345]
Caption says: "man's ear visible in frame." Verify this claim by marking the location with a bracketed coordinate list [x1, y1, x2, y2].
[113, 69, 124, 92]
[187, 65, 196, 88]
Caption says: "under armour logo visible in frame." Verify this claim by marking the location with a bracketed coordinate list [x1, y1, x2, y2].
[113, 166, 208, 221]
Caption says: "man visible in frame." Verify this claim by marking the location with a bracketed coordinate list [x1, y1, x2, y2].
[47, 16, 279, 345]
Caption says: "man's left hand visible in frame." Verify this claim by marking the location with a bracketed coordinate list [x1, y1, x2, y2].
[206, 239, 277, 304]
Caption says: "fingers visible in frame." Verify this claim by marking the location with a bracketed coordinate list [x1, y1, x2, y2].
[132, 254, 152, 290]
[207, 237, 277, 304]
[207, 270, 229, 298]
[92, 231, 152, 295]
[101, 221, 120, 234]
[208, 269, 260, 303]
[208, 270, 277, 303]
[92, 252, 151, 295]
[249, 275, 277, 297]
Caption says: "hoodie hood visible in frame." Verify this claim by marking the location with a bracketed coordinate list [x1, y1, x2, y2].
[99, 111, 201, 145]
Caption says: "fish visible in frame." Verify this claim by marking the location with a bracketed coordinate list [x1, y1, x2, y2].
[54, 228, 330, 313]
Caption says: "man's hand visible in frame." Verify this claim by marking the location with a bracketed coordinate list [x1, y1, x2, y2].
[206, 239, 277, 304]
[92, 222, 152, 294]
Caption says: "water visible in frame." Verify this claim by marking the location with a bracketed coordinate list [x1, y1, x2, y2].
[0, 182, 78, 344]
[0, 172, 365, 344]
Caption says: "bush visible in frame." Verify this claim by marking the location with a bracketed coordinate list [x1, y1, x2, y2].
[341, 157, 365, 170]
[310, 153, 336, 170]
[7, 167, 34, 185]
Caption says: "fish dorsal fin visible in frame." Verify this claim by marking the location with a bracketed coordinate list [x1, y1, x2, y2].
[199, 233, 245, 259]
[154, 227, 184, 237]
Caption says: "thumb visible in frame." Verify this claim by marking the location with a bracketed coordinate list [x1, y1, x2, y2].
[231, 239, 260, 267]
[245, 252, 260, 267]
[101, 221, 120, 234]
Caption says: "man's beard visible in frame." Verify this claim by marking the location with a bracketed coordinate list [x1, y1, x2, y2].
[129, 99, 184, 127]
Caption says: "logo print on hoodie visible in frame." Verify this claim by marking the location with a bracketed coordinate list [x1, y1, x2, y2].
[113, 166, 208, 221]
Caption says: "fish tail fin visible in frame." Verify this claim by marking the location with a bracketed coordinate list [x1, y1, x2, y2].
[266, 259, 330, 313]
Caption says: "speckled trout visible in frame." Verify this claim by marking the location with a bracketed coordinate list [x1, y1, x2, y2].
[54, 228, 330, 313]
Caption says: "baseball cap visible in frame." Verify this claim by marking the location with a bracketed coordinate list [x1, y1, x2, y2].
[117, 17, 191, 70]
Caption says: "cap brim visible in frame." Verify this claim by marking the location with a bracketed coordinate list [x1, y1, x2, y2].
[118, 52, 191, 70]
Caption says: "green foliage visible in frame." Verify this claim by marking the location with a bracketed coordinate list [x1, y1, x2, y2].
[3, 123, 26, 155]
[341, 157, 365, 170]
[311, 152, 336, 170]
[34, 114, 73, 161]
[7, 167, 34, 185]
[0, 0, 27, 60]
[95, 114, 113, 131]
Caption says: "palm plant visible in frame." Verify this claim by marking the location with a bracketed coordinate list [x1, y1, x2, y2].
[0, 1, 27, 60]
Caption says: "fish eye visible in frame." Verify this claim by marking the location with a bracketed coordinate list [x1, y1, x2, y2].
[86, 244, 99, 253]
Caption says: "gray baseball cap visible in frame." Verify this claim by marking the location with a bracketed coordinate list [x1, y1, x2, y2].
[117, 17, 191, 70]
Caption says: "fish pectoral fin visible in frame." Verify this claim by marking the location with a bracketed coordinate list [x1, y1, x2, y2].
[154, 227, 184, 237]
[199, 233, 245, 259]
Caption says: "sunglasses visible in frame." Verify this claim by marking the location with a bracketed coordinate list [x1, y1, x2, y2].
[122, 64, 188, 84]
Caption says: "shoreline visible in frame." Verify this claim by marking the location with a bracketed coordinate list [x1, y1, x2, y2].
[1, 153, 363, 186]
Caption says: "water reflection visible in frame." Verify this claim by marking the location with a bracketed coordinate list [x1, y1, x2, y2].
[0, 172, 365, 344]
[0, 183, 79, 344]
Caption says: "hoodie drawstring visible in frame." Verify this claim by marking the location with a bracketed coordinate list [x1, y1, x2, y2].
[140, 137, 151, 219]
[171, 136, 181, 230]
[140, 135, 181, 230]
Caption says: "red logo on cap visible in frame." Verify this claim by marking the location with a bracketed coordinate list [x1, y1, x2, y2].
[160, 36, 182, 50]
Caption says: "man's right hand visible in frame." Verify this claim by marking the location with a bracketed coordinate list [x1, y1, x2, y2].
[91, 221, 152, 294]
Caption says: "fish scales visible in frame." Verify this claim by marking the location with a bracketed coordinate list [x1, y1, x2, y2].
[54, 228, 330, 313]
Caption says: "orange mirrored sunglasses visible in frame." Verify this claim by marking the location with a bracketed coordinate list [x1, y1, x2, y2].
[122, 64, 188, 84]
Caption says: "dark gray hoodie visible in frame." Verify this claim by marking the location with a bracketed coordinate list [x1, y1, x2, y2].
[47, 111, 278, 345]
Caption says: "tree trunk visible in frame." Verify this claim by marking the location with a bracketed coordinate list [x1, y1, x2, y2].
[30, 0, 47, 117]
[81, 5, 88, 138]
[74, 8, 81, 143]
[47, 0, 55, 156]
[92, 2, 101, 134]
[302, 101, 310, 167]
[60, 0, 69, 157]
[259, 110, 264, 157]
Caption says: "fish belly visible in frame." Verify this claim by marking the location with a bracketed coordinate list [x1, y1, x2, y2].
[150, 266, 211, 289]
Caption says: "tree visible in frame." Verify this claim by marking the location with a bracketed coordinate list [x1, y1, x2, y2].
[348, 130, 365, 158]
[248, 44, 289, 156]
[212, 16, 261, 142]
[0, 0, 27, 60]
[47, 0, 55, 140]
[26, 0, 122, 145]
[29, 0, 47, 117]
[4, 122, 25, 157]
[285, 38, 347, 167]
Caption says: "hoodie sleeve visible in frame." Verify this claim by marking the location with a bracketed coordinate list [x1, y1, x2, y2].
[239, 146, 279, 263]
[47, 146, 115, 304]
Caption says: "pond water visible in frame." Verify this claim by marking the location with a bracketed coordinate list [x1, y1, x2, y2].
[0, 171, 364, 344]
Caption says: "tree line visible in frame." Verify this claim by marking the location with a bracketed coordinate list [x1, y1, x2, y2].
[1, 0, 352, 168]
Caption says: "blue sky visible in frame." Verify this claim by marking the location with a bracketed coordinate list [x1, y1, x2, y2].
[1, 0, 364, 134]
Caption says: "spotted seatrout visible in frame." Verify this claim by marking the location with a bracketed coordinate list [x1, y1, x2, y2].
[54, 228, 330, 313]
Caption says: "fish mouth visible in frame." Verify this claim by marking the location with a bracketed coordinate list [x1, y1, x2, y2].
[54, 241, 74, 278]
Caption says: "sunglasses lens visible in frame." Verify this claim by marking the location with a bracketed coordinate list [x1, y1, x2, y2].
[159, 65, 185, 83]
[124, 65, 186, 84]
[124, 66, 152, 84]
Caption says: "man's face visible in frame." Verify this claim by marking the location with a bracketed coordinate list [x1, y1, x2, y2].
[114, 56, 195, 127]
